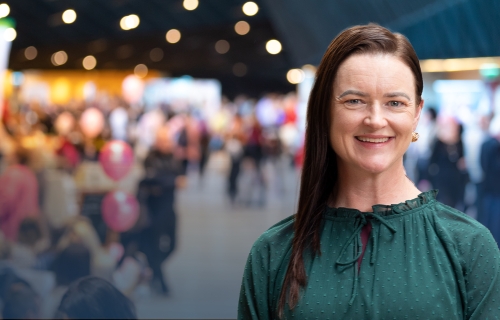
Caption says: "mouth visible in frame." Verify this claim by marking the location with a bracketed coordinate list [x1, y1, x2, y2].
[355, 136, 393, 143]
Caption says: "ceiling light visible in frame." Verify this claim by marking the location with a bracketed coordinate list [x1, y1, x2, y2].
[51, 51, 68, 66]
[234, 21, 250, 35]
[4, 28, 16, 42]
[242, 2, 258, 16]
[62, 9, 77, 24]
[183, 0, 199, 11]
[150, 48, 164, 62]
[215, 40, 230, 54]
[287, 69, 305, 84]
[0, 4, 9, 18]
[134, 64, 148, 78]
[302, 64, 317, 73]
[120, 14, 140, 30]
[266, 39, 282, 55]
[420, 57, 500, 73]
[83, 55, 97, 70]
[25, 46, 37, 60]
[166, 29, 181, 44]
[233, 63, 247, 77]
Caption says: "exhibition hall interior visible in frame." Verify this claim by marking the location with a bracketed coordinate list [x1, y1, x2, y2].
[0, 0, 499, 318]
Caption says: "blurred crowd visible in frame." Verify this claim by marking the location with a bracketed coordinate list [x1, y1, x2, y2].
[0, 91, 303, 318]
[1, 86, 500, 318]
[404, 106, 500, 244]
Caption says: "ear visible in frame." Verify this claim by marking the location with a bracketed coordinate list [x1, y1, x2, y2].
[413, 98, 424, 131]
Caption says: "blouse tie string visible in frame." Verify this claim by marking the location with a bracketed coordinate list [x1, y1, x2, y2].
[335, 212, 397, 306]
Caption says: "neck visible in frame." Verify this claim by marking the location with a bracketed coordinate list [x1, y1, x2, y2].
[330, 162, 421, 212]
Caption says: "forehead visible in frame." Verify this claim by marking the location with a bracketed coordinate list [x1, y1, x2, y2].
[333, 53, 415, 92]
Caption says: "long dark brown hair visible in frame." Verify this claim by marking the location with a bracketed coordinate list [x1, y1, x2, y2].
[277, 24, 423, 317]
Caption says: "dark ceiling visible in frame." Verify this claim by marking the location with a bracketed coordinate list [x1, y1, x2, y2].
[5, 0, 500, 98]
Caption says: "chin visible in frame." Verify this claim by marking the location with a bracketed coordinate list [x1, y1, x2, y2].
[357, 161, 391, 175]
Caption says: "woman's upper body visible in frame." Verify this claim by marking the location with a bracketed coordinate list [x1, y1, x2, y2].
[238, 24, 500, 319]
[142, 126, 185, 206]
[238, 190, 500, 319]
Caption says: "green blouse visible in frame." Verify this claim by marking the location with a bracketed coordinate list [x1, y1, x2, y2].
[238, 190, 500, 319]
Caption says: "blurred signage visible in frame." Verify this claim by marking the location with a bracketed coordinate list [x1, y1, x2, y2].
[143, 77, 221, 118]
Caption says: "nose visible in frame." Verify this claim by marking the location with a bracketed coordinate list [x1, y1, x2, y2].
[363, 102, 387, 129]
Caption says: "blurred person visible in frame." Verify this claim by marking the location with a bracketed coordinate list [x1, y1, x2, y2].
[140, 126, 186, 295]
[0, 144, 40, 241]
[198, 117, 211, 182]
[225, 114, 245, 205]
[52, 243, 91, 287]
[176, 113, 201, 175]
[56, 276, 136, 319]
[477, 115, 500, 244]
[42, 243, 91, 318]
[403, 106, 437, 186]
[1, 278, 40, 319]
[0, 266, 42, 319]
[134, 108, 166, 161]
[41, 160, 80, 244]
[9, 217, 49, 268]
[56, 216, 118, 279]
[0, 265, 30, 301]
[241, 114, 266, 206]
[238, 24, 500, 319]
[110, 104, 130, 142]
[414, 107, 438, 185]
[428, 117, 469, 210]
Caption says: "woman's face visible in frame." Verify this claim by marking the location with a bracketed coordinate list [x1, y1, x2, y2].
[330, 53, 423, 175]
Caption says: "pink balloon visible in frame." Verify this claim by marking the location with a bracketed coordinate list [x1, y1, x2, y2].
[55, 112, 75, 136]
[80, 108, 104, 138]
[122, 75, 144, 105]
[99, 140, 134, 181]
[101, 191, 139, 232]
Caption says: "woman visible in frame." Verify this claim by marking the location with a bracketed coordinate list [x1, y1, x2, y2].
[140, 126, 185, 295]
[428, 117, 469, 210]
[478, 115, 500, 245]
[238, 24, 500, 319]
[56, 276, 136, 319]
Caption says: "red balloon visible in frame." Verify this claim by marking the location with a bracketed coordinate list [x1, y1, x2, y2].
[101, 191, 139, 232]
[99, 140, 134, 181]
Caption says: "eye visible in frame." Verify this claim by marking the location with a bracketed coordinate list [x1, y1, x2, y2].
[388, 101, 404, 107]
[346, 99, 362, 104]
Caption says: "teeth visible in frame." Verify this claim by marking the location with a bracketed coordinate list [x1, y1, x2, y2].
[357, 137, 390, 143]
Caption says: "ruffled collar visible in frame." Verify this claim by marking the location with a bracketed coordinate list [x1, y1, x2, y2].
[324, 189, 438, 218]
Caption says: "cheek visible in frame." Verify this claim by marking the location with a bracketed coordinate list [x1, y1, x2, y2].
[329, 110, 354, 151]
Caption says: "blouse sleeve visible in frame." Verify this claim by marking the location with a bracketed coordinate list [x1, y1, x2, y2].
[238, 240, 273, 320]
[463, 227, 500, 319]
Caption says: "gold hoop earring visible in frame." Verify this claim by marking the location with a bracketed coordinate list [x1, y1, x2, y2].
[411, 132, 419, 142]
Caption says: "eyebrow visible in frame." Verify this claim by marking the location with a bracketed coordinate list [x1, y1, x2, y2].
[336, 90, 411, 101]
[384, 92, 411, 100]
[337, 90, 368, 99]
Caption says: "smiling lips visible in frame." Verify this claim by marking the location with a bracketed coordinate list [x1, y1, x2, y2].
[355, 136, 392, 143]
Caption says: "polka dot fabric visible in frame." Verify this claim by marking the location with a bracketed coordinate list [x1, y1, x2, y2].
[238, 190, 500, 319]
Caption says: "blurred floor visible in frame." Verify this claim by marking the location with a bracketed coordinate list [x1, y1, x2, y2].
[136, 153, 300, 319]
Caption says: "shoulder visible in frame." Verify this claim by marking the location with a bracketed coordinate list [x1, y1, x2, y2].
[429, 201, 497, 257]
[249, 215, 295, 260]
[431, 201, 490, 236]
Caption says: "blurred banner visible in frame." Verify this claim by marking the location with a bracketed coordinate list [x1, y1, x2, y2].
[0, 17, 14, 120]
